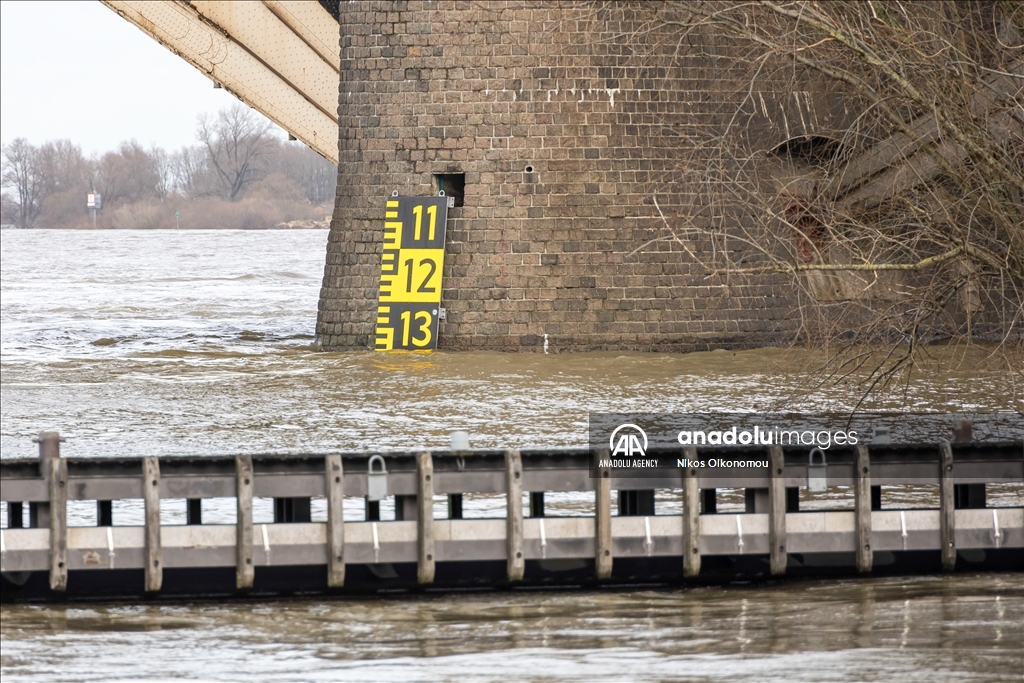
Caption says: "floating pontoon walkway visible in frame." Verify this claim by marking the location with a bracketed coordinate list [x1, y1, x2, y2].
[1, 433, 1020, 601]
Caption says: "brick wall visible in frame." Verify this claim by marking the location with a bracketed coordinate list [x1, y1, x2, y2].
[317, 1, 837, 352]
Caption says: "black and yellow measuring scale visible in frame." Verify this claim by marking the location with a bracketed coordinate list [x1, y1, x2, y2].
[375, 196, 448, 351]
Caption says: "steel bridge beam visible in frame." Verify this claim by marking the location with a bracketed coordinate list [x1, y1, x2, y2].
[101, 0, 340, 163]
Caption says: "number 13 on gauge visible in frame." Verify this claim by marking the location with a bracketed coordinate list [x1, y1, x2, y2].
[375, 303, 438, 351]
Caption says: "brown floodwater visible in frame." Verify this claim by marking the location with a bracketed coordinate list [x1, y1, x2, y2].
[2, 229, 1021, 680]
[2, 230, 1021, 459]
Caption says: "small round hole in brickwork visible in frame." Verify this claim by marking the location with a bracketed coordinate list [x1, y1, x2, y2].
[525, 165, 534, 173]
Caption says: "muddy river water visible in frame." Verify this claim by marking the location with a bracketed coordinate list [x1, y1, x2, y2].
[1, 229, 1021, 681]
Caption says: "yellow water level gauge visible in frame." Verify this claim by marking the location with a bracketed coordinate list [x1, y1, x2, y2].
[375, 196, 448, 351]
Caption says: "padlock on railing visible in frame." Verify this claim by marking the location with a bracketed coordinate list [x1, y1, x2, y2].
[367, 455, 388, 502]
[807, 448, 827, 492]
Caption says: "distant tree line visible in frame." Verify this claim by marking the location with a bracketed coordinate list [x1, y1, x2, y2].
[1, 104, 336, 229]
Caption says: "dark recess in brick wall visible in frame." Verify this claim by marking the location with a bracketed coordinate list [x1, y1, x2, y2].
[435, 174, 465, 208]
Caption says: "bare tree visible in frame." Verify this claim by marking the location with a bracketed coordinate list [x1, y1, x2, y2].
[169, 145, 213, 199]
[1, 138, 44, 228]
[604, 0, 1023, 398]
[34, 140, 93, 229]
[197, 104, 277, 200]
[272, 141, 337, 205]
[37, 139, 90, 197]
[94, 140, 164, 208]
[149, 145, 174, 200]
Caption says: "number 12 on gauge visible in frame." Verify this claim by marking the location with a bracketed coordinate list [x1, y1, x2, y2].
[379, 248, 442, 303]
[375, 303, 438, 351]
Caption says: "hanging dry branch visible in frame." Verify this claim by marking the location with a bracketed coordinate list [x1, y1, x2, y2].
[595, 0, 1023, 396]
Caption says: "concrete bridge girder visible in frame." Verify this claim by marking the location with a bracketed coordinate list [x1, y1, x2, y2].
[832, 58, 1023, 211]
[101, 0, 340, 163]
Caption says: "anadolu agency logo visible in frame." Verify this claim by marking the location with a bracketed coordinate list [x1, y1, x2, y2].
[609, 423, 648, 457]
[600, 424, 658, 468]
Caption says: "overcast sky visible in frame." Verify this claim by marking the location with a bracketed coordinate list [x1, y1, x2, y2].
[1, 0, 279, 156]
